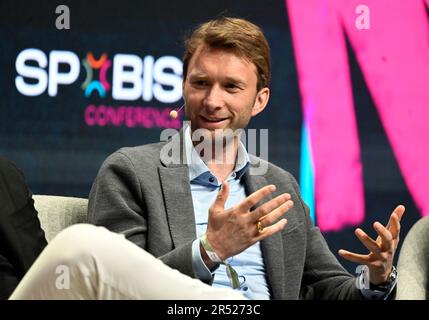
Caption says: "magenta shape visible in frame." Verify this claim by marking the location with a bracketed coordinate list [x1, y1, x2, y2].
[287, 0, 365, 231]
[338, 0, 429, 219]
[286, 0, 429, 231]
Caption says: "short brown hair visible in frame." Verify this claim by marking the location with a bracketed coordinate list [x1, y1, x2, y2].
[183, 17, 271, 91]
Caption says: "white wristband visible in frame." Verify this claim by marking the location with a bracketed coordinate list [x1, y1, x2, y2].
[200, 233, 222, 263]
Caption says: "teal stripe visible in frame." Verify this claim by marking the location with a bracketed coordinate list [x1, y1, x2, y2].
[299, 123, 316, 224]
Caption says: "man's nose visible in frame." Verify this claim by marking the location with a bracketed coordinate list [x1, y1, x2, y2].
[203, 85, 224, 111]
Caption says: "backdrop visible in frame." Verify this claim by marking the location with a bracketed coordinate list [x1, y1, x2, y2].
[1, 0, 428, 273]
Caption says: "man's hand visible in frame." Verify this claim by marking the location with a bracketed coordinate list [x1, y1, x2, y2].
[203, 181, 293, 264]
[338, 205, 405, 285]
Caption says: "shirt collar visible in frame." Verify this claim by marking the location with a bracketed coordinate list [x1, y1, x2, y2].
[184, 126, 250, 182]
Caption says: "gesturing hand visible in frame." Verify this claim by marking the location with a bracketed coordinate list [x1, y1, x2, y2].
[338, 205, 405, 285]
[205, 181, 293, 262]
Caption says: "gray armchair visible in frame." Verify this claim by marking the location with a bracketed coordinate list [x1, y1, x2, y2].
[396, 216, 429, 300]
[33, 195, 88, 242]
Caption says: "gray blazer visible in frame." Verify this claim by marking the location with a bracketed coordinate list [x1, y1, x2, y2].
[88, 132, 362, 300]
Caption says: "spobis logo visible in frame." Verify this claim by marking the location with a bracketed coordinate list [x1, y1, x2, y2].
[81, 52, 111, 98]
[15, 48, 183, 129]
[15, 48, 183, 104]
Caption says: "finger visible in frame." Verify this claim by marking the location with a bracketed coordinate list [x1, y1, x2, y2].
[210, 181, 229, 213]
[252, 193, 291, 221]
[338, 249, 371, 264]
[392, 205, 405, 222]
[387, 213, 401, 240]
[354, 228, 381, 254]
[257, 200, 293, 228]
[238, 184, 276, 212]
[385, 205, 405, 229]
[373, 222, 393, 251]
[386, 206, 404, 242]
[255, 218, 287, 241]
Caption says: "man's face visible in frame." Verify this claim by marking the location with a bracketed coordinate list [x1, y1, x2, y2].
[183, 46, 269, 136]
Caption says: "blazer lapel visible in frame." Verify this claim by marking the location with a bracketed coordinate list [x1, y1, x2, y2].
[243, 170, 285, 299]
[158, 166, 196, 247]
[159, 128, 196, 247]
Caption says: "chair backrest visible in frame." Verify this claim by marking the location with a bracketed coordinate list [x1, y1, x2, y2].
[33, 195, 88, 242]
[396, 216, 429, 300]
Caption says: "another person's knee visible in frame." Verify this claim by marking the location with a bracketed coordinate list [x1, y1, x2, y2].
[46, 224, 107, 266]
[53, 224, 99, 245]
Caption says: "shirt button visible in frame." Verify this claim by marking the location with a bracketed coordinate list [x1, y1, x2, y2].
[209, 177, 215, 183]
[242, 286, 249, 291]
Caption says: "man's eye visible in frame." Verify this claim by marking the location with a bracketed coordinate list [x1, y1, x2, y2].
[193, 80, 208, 86]
[226, 84, 240, 91]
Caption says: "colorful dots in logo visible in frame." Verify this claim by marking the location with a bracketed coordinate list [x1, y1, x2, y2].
[81, 52, 111, 98]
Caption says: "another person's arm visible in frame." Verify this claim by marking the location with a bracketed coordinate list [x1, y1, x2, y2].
[0, 157, 47, 299]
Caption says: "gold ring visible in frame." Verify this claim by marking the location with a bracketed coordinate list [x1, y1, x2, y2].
[256, 221, 264, 233]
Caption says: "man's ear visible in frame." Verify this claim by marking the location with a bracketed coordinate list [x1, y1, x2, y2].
[251, 87, 270, 116]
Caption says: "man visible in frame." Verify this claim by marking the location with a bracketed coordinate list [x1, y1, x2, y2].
[88, 17, 404, 299]
[0, 156, 47, 299]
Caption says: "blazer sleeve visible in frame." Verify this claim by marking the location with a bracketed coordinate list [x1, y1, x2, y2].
[88, 151, 198, 280]
[88, 152, 148, 246]
[287, 173, 364, 300]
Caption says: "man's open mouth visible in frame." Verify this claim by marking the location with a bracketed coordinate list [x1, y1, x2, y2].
[200, 116, 228, 123]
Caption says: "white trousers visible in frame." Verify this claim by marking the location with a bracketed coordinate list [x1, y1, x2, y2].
[9, 224, 245, 300]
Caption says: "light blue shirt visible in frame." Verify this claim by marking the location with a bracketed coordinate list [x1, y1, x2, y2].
[184, 126, 395, 300]
[185, 126, 270, 300]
